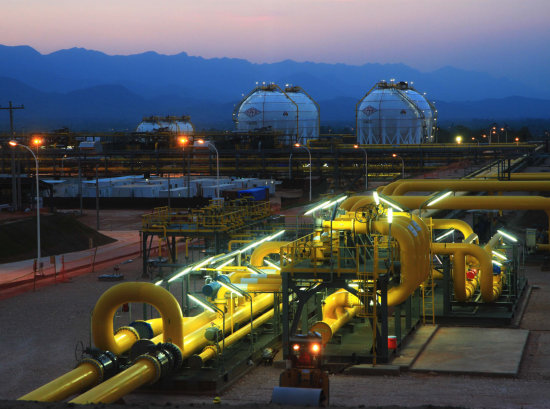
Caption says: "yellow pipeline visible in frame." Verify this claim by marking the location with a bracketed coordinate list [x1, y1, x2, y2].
[92, 282, 184, 354]
[380, 179, 550, 196]
[193, 306, 279, 366]
[346, 195, 550, 245]
[19, 362, 103, 402]
[19, 318, 164, 402]
[70, 292, 274, 404]
[431, 242, 494, 302]
[325, 215, 430, 306]
[70, 356, 159, 405]
[310, 290, 360, 345]
[249, 241, 289, 267]
[432, 219, 476, 243]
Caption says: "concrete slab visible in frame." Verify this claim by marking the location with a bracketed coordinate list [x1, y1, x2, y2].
[411, 327, 529, 376]
[392, 324, 439, 369]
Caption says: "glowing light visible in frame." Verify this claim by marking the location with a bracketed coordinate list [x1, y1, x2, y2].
[426, 191, 453, 207]
[435, 229, 455, 241]
[264, 259, 281, 271]
[492, 251, 508, 261]
[311, 343, 321, 353]
[373, 191, 380, 205]
[387, 208, 393, 224]
[497, 229, 518, 242]
[292, 344, 300, 351]
[379, 196, 404, 212]
[187, 294, 217, 313]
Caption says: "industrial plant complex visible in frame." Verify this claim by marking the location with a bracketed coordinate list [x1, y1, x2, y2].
[1, 76, 549, 409]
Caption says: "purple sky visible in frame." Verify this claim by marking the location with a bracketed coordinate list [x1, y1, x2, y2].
[3, 0, 549, 82]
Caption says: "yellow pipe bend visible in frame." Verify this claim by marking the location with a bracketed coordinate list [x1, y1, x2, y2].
[431, 243, 494, 302]
[92, 282, 184, 354]
[432, 219, 475, 243]
[310, 290, 360, 345]
[249, 241, 289, 267]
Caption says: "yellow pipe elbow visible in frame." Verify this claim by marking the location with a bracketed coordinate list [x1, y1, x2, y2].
[92, 282, 184, 354]
[432, 219, 475, 242]
[249, 241, 289, 267]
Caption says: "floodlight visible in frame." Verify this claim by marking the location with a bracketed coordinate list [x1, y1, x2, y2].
[497, 229, 518, 242]
[187, 293, 217, 313]
[426, 190, 453, 207]
[378, 195, 404, 212]
[264, 259, 281, 271]
[492, 251, 508, 261]
[217, 280, 244, 297]
[435, 229, 455, 241]
[167, 266, 193, 283]
[373, 191, 380, 205]
[304, 200, 332, 215]
[492, 260, 503, 267]
[387, 208, 393, 224]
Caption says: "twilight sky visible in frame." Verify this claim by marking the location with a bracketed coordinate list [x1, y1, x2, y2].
[2, 0, 549, 82]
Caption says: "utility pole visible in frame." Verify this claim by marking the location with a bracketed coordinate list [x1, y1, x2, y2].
[1, 101, 25, 210]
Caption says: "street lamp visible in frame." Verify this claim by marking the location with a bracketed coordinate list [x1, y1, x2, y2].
[455, 135, 463, 144]
[515, 137, 520, 146]
[178, 136, 190, 197]
[354, 144, 368, 191]
[294, 143, 312, 202]
[197, 139, 220, 199]
[471, 137, 479, 146]
[9, 140, 42, 274]
[392, 153, 404, 179]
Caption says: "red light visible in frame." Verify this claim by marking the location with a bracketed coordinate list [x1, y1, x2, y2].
[292, 344, 300, 351]
[392, 153, 397, 157]
[294, 143, 300, 147]
[311, 343, 320, 353]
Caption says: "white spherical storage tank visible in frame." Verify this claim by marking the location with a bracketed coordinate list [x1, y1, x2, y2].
[356, 81, 436, 145]
[136, 115, 194, 135]
[234, 83, 320, 144]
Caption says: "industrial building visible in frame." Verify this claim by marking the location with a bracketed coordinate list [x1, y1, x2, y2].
[233, 83, 320, 145]
[356, 80, 437, 145]
[136, 115, 195, 135]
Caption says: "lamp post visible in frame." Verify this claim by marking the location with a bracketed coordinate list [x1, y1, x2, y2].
[9, 140, 41, 274]
[294, 143, 312, 201]
[177, 136, 189, 197]
[354, 144, 368, 191]
[198, 139, 219, 199]
[392, 153, 404, 179]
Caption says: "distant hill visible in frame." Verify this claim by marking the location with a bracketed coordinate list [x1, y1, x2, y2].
[0, 44, 549, 131]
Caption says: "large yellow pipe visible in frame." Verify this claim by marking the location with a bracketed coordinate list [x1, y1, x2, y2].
[310, 290, 360, 345]
[92, 282, 184, 354]
[194, 306, 278, 366]
[71, 292, 274, 404]
[19, 362, 103, 402]
[431, 242, 494, 302]
[432, 219, 476, 243]
[70, 356, 159, 404]
[249, 241, 289, 267]
[346, 195, 550, 245]
[19, 318, 164, 402]
[325, 215, 430, 306]
[380, 180, 550, 196]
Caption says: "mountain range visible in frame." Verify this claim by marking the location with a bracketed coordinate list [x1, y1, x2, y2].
[0, 45, 549, 132]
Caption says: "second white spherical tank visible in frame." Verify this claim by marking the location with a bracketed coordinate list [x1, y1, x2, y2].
[356, 81, 436, 145]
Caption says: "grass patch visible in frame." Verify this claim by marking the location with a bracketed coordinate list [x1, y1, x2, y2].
[0, 214, 116, 263]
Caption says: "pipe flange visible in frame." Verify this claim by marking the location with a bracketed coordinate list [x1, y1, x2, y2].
[115, 325, 140, 341]
[129, 320, 155, 339]
[79, 357, 104, 385]
[136, 354, 162, 385]
[159, 342, 183, 371]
